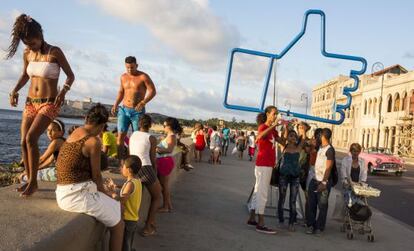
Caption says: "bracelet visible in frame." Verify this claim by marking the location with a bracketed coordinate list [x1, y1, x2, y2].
[63, 84, 71, 90]
[9, 92, 18, 97]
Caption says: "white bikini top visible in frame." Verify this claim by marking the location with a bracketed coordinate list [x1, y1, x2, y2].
[26, 47, 60, 79]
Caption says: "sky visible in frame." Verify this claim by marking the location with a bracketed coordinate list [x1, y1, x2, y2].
[1, 0, 414, 122]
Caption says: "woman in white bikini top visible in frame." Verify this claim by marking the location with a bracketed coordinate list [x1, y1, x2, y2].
[6, 14, 75, 197]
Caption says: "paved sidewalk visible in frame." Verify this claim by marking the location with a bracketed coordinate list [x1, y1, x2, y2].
[134, 151, 414, 251]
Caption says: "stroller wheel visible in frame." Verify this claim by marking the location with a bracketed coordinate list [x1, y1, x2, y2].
[367, 234, 375, 242]
[347, 232, 354, 240]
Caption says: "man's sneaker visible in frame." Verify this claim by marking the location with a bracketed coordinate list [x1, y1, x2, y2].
[306, 226, 315, 234]
[314, 229, 322, 236]
[256, 225, 277, 234]
[246, 220, 258, 227]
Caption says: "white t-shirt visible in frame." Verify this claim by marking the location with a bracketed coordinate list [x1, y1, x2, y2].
[314, 144, 335, 181]
[129, 131, 152, 166]
[248, 135, 256, 148]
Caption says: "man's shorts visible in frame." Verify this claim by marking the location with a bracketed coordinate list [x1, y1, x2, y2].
[117, 106, 145, 133]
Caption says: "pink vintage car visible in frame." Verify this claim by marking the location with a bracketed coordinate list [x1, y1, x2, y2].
[359, 147, 406, 176]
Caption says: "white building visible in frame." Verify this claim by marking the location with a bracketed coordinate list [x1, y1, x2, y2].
[311, 65, 414, 157]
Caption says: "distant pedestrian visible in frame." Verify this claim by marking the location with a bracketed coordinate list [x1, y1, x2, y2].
[236, 131, 247, 160]
[209, 125, 222, 165]
[247, 131, 256, 161]
[221, 124, 231, 156]
[193, 123, 207, 162]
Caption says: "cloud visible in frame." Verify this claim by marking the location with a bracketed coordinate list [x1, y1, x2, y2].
[146, 78, 257, 121]
[403, 52, 414, 59]
[80, 0, 240, 70]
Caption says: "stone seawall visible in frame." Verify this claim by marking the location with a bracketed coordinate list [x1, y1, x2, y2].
[0, 139, 193, 251]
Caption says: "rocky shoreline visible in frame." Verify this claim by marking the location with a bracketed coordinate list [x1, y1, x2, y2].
[0, 164, 22, 187]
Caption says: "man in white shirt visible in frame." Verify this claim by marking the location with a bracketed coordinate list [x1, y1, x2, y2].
[306, 128, 335, 235]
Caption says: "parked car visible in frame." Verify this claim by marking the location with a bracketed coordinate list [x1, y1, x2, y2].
[359, 147, 406, 176]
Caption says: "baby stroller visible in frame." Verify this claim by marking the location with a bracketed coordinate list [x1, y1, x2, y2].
[340, 179, 380, 242]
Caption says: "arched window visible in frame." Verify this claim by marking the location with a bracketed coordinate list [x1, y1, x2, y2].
[410, 90, 414, 115]
[387, 95, 392, 112]
[402, 92, 407, 111]
[368, 99, 372, 114]
[373, 98, 377, 115]
[364, 100, 368, 115]
[394, 93, 400, 112]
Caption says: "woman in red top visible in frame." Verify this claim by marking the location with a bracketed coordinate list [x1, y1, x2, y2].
[193, 123, 207, 162]
[247, 106, 285, 234]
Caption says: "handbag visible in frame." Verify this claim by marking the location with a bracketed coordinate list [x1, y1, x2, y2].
[270, 160, 281, 187]
[270, 148, 285, 187]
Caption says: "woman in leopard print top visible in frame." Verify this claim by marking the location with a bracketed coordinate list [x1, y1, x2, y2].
[55, 104, 124, 251]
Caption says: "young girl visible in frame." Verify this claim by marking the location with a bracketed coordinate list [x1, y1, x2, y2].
[19, 119, 65, 183]
[8, 14, 75, 196]
[277, 127, 305, 232]
[156, 117, 181, 213]
[193, 123, 207, 162]
[247, 131, 256, 161]
[236, 131, 247, 160]
[209, 125, 222, 165]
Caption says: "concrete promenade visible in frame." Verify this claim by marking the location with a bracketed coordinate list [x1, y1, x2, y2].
[135, 149, 414, 251]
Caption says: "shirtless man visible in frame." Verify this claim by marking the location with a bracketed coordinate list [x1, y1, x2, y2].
[111, 56, 156, 160]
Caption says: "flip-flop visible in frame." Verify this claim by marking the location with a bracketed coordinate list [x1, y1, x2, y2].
[141, 228, 156, 237]
[158, 208, 173, 213]
[15, 183, 28, 192]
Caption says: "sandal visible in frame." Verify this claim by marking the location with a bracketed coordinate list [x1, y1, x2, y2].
[158, 208, 173, 213]
[141, 228, 157, 237]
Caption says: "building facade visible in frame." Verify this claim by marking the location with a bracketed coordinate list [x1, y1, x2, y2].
[311, 65, 414, 157]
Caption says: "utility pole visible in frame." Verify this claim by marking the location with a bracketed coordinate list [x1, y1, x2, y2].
[372, 62, 385, 149]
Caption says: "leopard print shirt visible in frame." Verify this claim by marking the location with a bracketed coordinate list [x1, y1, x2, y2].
[56, 135, 93, 184]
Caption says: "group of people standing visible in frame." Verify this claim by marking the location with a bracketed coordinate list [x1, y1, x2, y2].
[247, 105, 339, 235]
[7, 14, 185, 251]
[191, 122, 257, 165]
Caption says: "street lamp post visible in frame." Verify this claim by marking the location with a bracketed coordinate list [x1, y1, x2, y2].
[273, 60, 278, 106]
[372, 62, 385, 149]
[301, 93, 309, 115]
[284, 99, 291, 112]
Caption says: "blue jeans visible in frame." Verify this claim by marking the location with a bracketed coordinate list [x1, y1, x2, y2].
[306, 179, 331, 231]
[117, 106, 145, 133]
[122, 220, 137, 251]
[278, 176, 300, 224]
